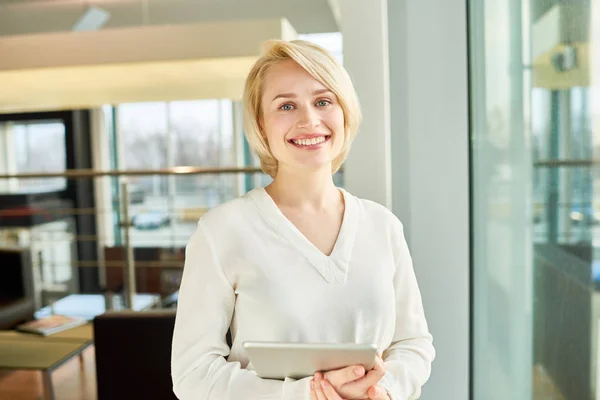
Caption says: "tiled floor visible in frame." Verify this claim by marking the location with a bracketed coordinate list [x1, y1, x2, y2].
[0, 346, 97, 400]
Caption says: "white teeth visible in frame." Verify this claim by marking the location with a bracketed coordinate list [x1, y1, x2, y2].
[292, 136, 327, 146]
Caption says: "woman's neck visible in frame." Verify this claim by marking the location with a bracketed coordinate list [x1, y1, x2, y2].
[265, 164, 340, 211]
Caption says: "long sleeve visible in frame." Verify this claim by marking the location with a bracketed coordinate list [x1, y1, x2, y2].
[171, 221, 310, 400]
[378, 224, 436, 400]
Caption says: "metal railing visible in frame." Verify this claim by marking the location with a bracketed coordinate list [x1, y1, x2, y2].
[0, 166, 264, 180]
[0, 166, 266, 310]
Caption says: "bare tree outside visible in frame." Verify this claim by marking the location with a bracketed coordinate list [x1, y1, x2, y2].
[114, 100, 237, 247]
[12, 121, 66, 191]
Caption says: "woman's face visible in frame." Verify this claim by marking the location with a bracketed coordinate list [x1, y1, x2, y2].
[260, 60, 345, 174]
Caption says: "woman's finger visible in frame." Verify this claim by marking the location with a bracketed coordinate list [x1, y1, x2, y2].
[320, 379, 344, 400]
[313, 376, 329, 400]
[368, 385, 389, 400]
[324, 364, 365, 387]
[370, 355, 386, 377]
[344, 356, 386, 393]
[310, 380, 318, 400]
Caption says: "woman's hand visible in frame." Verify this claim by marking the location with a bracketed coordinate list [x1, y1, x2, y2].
[310, 376, 390, 400]
[366, 386, 391, 400]
[310, 354, 386, 400]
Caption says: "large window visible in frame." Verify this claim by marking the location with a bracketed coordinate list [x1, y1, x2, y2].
[0, 120, 66, 192]
[111, 100, 236, 247]
[470, 1, 598, 399]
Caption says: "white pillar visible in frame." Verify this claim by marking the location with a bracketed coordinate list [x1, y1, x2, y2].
[388, 1, 470, 399]
[339, 0, 392, 209]
[90, 108, 114, 288]
[339, 1, 470, 397]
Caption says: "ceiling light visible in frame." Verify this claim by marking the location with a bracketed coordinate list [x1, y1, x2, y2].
[72, 6, 110, 32]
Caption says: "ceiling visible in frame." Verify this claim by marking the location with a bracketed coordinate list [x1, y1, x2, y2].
[0, 18, 297, 112]
[0, 57, 258, 112]
[0, 0, 339, 36]
[0, 0, 339, 113]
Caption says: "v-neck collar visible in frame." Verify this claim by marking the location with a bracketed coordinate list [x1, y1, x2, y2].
[248, 187, 359, 284]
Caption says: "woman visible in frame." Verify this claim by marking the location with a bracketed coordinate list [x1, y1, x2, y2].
[171, 39, 435, 400]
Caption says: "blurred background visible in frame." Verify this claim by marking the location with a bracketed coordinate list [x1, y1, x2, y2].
[0, 0, 597, 399]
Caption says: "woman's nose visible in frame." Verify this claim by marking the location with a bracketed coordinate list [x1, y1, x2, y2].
[296, 106, 320, 130]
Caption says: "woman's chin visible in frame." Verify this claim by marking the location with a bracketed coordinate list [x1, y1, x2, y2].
[278, 159, 335, 174]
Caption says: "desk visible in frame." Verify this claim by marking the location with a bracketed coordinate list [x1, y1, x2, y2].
[0, 324, 93, 400]
[0, 323, 92, 343]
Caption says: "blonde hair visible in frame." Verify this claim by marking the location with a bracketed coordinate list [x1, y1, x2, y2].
[242, 39, 361, 178]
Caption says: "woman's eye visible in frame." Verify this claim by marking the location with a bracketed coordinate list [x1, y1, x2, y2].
[316, 100, 331, 107]
[280, 104, 294, 111]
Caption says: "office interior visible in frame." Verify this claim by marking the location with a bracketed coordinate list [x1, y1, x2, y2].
[0, 0, 597, 399]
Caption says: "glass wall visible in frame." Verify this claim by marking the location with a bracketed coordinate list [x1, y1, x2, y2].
[470, 0, 598, 399]
[109, 100, 238, 247]
[0, 120, 66, 192]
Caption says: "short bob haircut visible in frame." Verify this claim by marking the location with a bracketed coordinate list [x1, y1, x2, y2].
[242, 39, 361, 178]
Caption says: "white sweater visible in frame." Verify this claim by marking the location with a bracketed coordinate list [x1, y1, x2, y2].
[171, 187, 435, 400]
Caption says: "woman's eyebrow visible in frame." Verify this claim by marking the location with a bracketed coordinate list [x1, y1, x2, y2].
[272, 89, 333, 102]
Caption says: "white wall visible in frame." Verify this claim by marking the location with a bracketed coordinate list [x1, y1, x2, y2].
[343, 0, 471, 398]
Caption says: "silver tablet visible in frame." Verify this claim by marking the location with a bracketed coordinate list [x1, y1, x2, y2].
[242, 341, 378, 380]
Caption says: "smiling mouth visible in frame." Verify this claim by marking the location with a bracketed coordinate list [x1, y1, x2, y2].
[288, 135, 331, 147]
